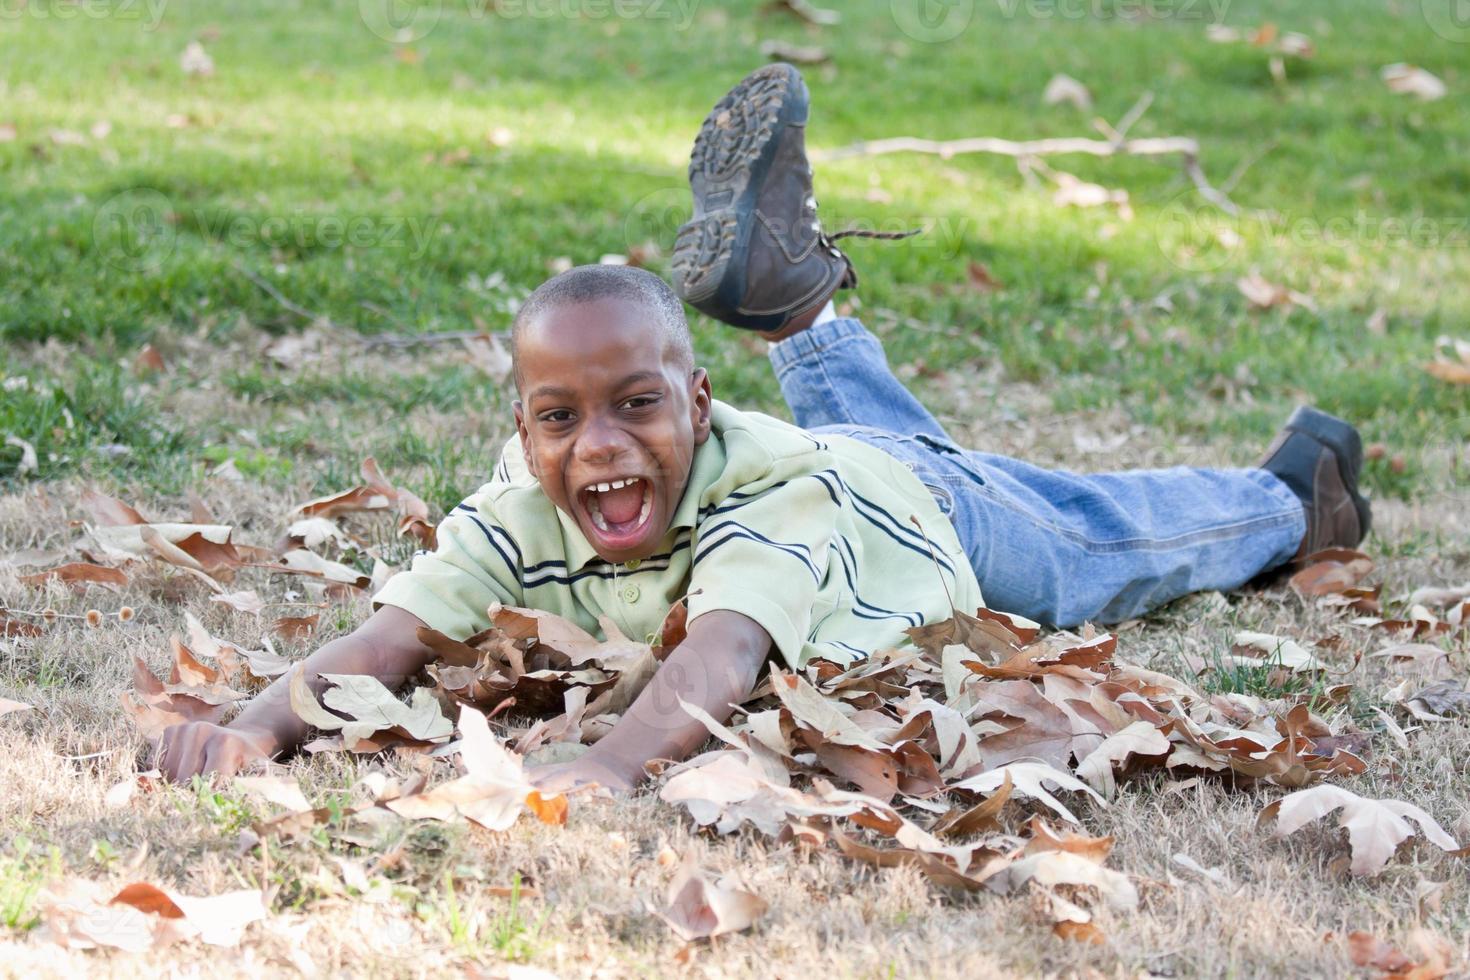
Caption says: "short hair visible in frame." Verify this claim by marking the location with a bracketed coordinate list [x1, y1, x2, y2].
[510, 265, 693, 389]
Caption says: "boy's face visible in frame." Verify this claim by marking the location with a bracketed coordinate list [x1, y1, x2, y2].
[513, 296, 712, 564]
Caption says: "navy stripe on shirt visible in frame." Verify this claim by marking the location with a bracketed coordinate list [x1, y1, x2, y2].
[522, 539, 694, 588]
[830, 533, 923, 628]
[692, 521, 821, 582]
[460, 513, 520, 579]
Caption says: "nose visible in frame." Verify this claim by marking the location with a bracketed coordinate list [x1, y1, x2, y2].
[574, 413, 634, 466]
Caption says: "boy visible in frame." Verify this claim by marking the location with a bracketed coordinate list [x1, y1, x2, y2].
[157, 64, 1370, 788]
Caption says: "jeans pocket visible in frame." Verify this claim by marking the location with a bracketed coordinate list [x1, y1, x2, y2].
[922, 479, 956, 517]
[914, 433, 987, 488]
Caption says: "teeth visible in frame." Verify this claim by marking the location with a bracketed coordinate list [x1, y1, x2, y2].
[583, 479, 651, 535]
[588, 477, 640, 494]
[587, 493, 610, 531]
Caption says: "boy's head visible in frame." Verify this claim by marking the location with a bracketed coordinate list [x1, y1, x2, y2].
[511, 265, 712, 563]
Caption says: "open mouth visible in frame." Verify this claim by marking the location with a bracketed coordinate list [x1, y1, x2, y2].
[578, 476, 656, 552]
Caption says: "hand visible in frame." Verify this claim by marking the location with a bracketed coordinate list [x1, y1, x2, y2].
[527, 753, 639, 797]
[157, 722, 277, 782]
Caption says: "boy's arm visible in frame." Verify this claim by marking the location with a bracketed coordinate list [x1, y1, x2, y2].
[529, 609, 772, 795]
[157, 605, 435, 781]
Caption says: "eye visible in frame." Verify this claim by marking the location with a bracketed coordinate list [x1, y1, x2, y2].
[537, 409, 575, 424]
[622, 393, 662, 411]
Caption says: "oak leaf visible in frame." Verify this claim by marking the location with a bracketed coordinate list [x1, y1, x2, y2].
[659, 858, 767, 941]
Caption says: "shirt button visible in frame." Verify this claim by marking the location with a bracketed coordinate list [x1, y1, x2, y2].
[625, 558, 641, 570]
[621, 584, 640, 603]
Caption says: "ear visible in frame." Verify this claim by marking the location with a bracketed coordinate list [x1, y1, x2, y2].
[688, 368, 713, 446]
[512, 400, 539, 476]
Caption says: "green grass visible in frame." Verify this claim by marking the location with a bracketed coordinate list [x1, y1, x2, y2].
[0, 836, 61, 931]
[2, 0, 1468, 501]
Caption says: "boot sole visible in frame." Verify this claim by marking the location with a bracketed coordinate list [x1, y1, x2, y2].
[672, 64, 808, 314]
[1283, 406, 1374, 539]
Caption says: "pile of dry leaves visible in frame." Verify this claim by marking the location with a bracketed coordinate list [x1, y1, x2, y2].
[6, 466, 1468, 956]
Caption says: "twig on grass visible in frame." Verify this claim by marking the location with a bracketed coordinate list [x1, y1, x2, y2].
[812, 91, 1242, 215]
[234, 262, 343, 329]
[236, 264, 507, 349]
[760, 0, 840, 26]
[359, 301, 509, 349]
[361, 329, 505, 351]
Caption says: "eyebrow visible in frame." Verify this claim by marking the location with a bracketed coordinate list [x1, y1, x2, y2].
[525, 370, 666, 403]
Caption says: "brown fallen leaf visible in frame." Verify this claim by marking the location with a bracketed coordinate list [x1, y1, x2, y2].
[361, 457, 436, 549]
[0, 698, 33, 719]
[80, 489, 148, 527]
[277, 549, 370, 589]
[1051, 172, 1130, 216]
[134, 344, 167, 375]
[1260, 785, 1462, 875]
[179, 40, 215, 77]
[1346, 928, 1457, 979]
[1370, 643, 1452, 680]
[293, 485, 392, 520]
[123, 645, 244, 741]
[951, 762, 1106, 826]
[1406, 680, 1470, 720]
[933, 772, 1012, 837]
[907, 608, 1025, 661]
[966, 260, 1004, 293]
[1290, 548, 1374, 597]
[21, 562, 129, 590]
[289, 669, 451, 750]
[1074, 720, 1170, 797]
[1381, 64, 1447, 101]
[1023, 817, 1114, 863]
[40, 880, 265, 950]
[0, 615, 44, 638]
[386, 704, 566, 830]
[758, 40, 829, 64]
[210, 589, 266, 617]
[185, 613, 289, 681]
[1237, 272, 1315, 312]
[1042, 73, 1092, 111]
[659, 857, 768, 942]
[103, 769, 164, 808]
[761, 0, 839, 26]
[1423, 336, 1470, 385]
[234, 775, 313, 814]
[272, 614, 319, 643]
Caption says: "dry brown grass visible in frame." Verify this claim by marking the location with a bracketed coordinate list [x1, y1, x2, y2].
[1, 413, 1468, 979]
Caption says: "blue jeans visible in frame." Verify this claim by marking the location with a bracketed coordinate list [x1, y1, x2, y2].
[768, 318, 1305, 627]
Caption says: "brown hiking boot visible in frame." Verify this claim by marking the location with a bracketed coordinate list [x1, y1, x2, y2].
[671, 63, 911, 334]
[1258, 406, 1373, 558]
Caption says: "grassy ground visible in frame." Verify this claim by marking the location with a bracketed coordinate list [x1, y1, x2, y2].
[2, 0, 1468, 975]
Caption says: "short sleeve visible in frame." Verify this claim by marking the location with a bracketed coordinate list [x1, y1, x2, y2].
[685, 473, 838, 669]
[372, 497, 523, 640]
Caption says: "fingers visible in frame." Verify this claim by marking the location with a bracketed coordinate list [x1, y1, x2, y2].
[200, 741, 236, 780]
[158, 724, 204, 783]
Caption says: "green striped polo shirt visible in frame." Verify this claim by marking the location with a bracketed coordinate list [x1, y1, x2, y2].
[373, 400, 984, 668]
